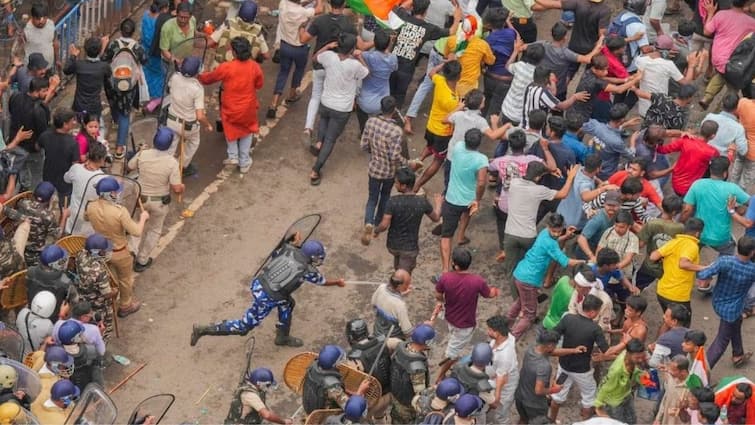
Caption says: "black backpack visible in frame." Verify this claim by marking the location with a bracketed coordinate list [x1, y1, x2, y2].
[724, 33, 755, 90]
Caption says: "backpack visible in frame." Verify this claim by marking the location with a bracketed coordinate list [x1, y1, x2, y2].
[110, 39, 139, 92]
[724, 34, 755, 90]
[607, 11, 643, 66]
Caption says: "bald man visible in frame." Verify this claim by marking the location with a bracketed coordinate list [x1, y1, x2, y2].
[371, 270, 413, 346]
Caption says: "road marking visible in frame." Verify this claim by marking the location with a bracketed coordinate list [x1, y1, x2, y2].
[144, 71, 314, 262]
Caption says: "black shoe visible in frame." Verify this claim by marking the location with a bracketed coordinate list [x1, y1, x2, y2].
[266, 107, 277, 119]
[431, 224, 443, 236]
[274, 326, 303, 347]
[133, 258, 153, 272]
[182, 163, 198, 177]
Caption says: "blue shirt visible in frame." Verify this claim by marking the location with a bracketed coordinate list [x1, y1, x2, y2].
[579, 210, 614, 257]
[514, 229, 570, 287]
[683, 178, 750, 247]
[635, 136, 670, 176]
[703, 111, 748, 156]
[485, 28, 516, 76]
[592, 264, 623, 285]
[446, 143, 488, 207]
[562, 131, 594, 164]
[556, 168, 595, 229]
[745, 194, 755, 238]
[698, 256, 755, 322]
[357, 50, 398, 115]
[582, 119, 631, 180]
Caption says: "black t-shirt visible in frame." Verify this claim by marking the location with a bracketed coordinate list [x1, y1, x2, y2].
[38, 130, 79, 195]
[385, 194, 433, 252]
[563, 0, 611, 54]
[8, 93, 49, 153]
[553, 313, 609, 373]
[572, 70, 608, 121]
[306, 13, 357, 69]
[391, 7, 448, 72]
[62, 58, 111, 115]
[529, 140, 576, 190]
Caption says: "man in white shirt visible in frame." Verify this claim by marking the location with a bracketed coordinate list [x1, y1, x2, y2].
[16, 291, 56, 356]
[23, 3, 58, 71]
[485, 315, 519, 425]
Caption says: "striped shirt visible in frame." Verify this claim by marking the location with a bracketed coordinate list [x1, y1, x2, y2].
[500, 61, 536, 124]
[521, 83, 560, 128]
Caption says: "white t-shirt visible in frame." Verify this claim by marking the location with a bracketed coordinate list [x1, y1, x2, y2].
[643, 0, 669, 42]
[317, 50, 369, 112]
[635, 55, 684, 116]
[486, 335, 519, 388]
[24, 20, 56, 68]
[16, 308, 53, 356]
[447, 109, 489, 161]
[277, 0, 315, 46]
[64, 164, 104, 235]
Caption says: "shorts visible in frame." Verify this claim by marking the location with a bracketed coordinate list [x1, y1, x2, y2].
[425, 130, 451, 160]
[388, 248, 418, 273]
[444, 324, 475, 359]
[515, 399, 548, 423]
[550, 366, 597, 408]
[656, 294, 691, 326]
[441, 201, 469, 238]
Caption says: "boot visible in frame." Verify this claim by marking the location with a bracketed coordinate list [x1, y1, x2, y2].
[274, 326, 303, 347]
[190, 322, 248, 346]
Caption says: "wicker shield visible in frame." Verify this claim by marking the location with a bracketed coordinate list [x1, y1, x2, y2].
[0, 191, 32, 236]
[304, 409, 342, 425]
[282, 352, 382, 407]
[1, 269, 26, 310]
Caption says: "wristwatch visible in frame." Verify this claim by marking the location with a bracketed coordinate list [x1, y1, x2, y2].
[728, 209, 736, 215]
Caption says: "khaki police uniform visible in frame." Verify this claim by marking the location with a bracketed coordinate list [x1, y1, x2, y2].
[166, 73, 205, 167]
[210, 17, 269, 68]
[128, 149, 181, 265]
[85, 199, 142, 308]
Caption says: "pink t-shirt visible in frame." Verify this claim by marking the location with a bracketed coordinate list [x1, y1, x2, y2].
[488, 154, 543, 213]
[74, 132, 90, 158]
[705, 10, 755, 73]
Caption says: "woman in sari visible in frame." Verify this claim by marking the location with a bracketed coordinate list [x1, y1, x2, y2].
[141, 0, 169, 98]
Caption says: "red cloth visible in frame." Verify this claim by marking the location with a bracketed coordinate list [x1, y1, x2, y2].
[608, 170, 662, 208]
[198, 59, 264, 141]
[597, 46, 628, 102]
[656, 136, 719, 196]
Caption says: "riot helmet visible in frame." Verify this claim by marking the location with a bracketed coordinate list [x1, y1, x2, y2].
[85, 233, 113, 258]
[343, 395, 367, 422]
[0, 365, 16, 389]
[40, 245, 68, 271]
[33, 182, 55, 203]
[0, 402, 20, 425]
[301, 240, 326, 266]
[44, 345, 74, 378]
[238, 0, 258, 22]
[246, 367, 277, 390]
[345, 318, 369, 345]
[153, 127, 174, 151]
[317, 345, 344, 369]
[30, 290, 56, 318]
[57, 320, 85, 345]
[50, 379, 80, 407]
[95, 177, 122, 196]
[470, 343, 493, 367]
[410, 324, 436, 346]
[454, 394, 483, 418]
[436, 377, 464, 402]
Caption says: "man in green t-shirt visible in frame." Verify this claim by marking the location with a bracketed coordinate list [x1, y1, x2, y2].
[595, 338, 647, 424]
[542, 275, 575, 330]
[635, 195, 684, 290]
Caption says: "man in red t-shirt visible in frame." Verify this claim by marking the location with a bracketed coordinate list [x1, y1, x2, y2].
[608, 156, 662, 209]
[656, 120, 719, 196]
[434, 247, 499, 381]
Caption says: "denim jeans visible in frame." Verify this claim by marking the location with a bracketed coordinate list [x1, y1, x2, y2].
[113, 110, 130, 148]
[226, 133, 253, 168]
[365, 176, 394, 226]
[705, 239, 736, 257]
[406, 49, 444, 118]
[274, 41, 309, 95]
[313, 104, 351, 174]
[390, 69, 414, 108]
[706, 317, 744, 369]
[304, 69, 326, 131]
[19, 151, 43, 192]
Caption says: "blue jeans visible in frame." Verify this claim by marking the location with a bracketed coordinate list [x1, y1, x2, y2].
[274, 41, 309, 95]
[226, 133, 253, 167]
[406, 49, 444, 118]
[365, 176, 394, 225]
[113, 110, 130, 148]
[217, 279, 294, 332]
[313, 104, 351, 174]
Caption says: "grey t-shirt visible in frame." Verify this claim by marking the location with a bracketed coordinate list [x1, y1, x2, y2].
[447, 109, 490, 161]
[505, 178, 557, 239]
[24, 20, 56, 69]
[16, 307, 53, 356]
[537, 41, 580, 96]
[515, 346, 552, 410]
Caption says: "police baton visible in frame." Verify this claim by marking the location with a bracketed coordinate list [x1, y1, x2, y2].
[367, 324, 394, 377]
[290, 405, 304, 421]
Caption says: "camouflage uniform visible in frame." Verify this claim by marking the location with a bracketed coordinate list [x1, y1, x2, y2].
[211, 18, 269, 68]
[0, 239, 24, 279]
[3, 199, 60, 267]
[74, 250, 114, 340]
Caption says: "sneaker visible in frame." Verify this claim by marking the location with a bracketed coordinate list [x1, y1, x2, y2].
[133, 258, 153, 272]
[266, 107, 276, 119]
[222, 158, 239, 166]
[361, 224, 373, 246]
[239, 162, 252, 173]
[117, 301, 142, 318]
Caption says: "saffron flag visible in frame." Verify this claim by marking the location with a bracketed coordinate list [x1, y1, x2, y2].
[346, 0, 404, 29]
[685, 347, 710, 389]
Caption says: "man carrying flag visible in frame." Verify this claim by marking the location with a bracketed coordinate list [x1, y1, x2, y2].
[683, 330, 709, 389]
[715, 376, 755, 425]
[697, 235, 755, 369]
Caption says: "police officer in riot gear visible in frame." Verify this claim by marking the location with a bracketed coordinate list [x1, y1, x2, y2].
[324, 395, 368, 424]
[302, 345, 371, 414]
[190, 235, 346, 347]
[450, 343, 494, 399]
[444, 394, 484, 425]
[0, 365, 32, 408]
[225, 367, 291, 425]
[57, 320, 103, 391]
[345, 318, 391, 420]
[413, 377, 463, 423]
[390, 324, 435, 424]
[26, 245, 74, 321]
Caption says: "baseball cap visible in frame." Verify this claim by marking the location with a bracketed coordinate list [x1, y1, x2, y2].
[655, 35, 679, 52]
[27, 53, 49, 71]
[604, 190, 622, 206]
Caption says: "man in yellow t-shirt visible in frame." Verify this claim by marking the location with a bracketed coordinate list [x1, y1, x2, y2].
[445, 35, 495, 97]
[649, 217, 706, 328]
[414, 60, 461, 193]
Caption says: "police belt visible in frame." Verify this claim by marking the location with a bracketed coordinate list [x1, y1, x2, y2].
[141, 195, 168, 202]
[167, 113, 197, 127]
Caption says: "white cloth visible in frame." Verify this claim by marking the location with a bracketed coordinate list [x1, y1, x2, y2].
[64, 164, 104, 235]
[635, 55, 684, 116]
[276, 0, 315, 46]
[445, 324, 475, 359]
[16, 308, 53, 356]
[317, 50, 369, 112]
[549, 365, 598, 408]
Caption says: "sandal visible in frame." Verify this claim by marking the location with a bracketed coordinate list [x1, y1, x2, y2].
[742, 309, 754, 320]
[309, 145, 321, 157]
[285, 93, 302, 104]
[457, 237, 471, 246]
[310, 173, 321, 186]
[733, 352, 753, 368]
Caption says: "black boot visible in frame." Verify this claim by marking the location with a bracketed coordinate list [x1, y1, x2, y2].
[190, 322, 248, 346]
[274, 326, 303, 347]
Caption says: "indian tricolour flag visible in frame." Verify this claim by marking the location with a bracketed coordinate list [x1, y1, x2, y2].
[347, 0, 405, 29]
[686, 347, 710, 389]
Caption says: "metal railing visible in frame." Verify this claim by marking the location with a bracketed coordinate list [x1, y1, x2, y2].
[54, 0, 133, 64]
